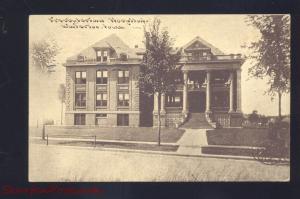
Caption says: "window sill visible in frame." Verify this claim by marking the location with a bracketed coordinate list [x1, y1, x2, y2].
[117, 106, 130, 109]
[96, 106, 107, 109]
[117, 83, 129, 85]
[75, 107, 86, 109]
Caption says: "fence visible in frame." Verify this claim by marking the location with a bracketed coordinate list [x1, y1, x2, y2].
[45, 134, 98, 148]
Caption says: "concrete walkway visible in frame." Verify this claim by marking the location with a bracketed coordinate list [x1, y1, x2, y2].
[176, 128, 208, 155]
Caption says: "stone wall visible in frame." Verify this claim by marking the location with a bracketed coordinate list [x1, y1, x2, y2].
[64, 65, 141, 127]
[65, 113, 74, 125]
[213, 112, 243, 128]
[153, 112, 166, 127]
[129, 113, 140, 127]
[65, 67, 74, 112]
[213, 113, 230, 127]
[165, 112, 184, 127]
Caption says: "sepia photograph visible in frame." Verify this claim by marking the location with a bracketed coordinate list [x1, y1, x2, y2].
[28, 14, 290, 182]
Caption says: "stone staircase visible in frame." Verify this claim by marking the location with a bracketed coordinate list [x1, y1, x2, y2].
[181, 113, 213, 129]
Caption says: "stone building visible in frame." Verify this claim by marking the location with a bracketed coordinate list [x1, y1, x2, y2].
[64, 34, 244, 128]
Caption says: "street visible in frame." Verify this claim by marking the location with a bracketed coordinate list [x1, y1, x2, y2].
[29, 144, 289, 182]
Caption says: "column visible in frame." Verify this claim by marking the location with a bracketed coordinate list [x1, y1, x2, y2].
[229, 71, 234, 113]
[153, 92, 159, 113]
[160, 93, 166, 114]
[236, 69, 242, 112]
[182, 71, 188, 115]
[205, 71, 211, 113]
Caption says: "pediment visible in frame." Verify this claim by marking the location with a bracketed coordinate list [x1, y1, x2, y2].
[182, 36, 225, 55]
[185, 40, 210, 50]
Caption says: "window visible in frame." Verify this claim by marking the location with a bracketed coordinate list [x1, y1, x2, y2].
[75, 71, 86, 84]
[96, 51, 108, 62]
[117, 114, 129, 126]
[103, 51, 108, 62]
[96, 51, 102, 62]
[96, 92, 107, 107]
[166, 92, 183, 107]
[75, 92, 86, 107]
[95, 114, 107, 125]
[74, 114, 85, 125]
[118, 70, 129, 84]
[96, 70, 108, 84]
[118, 92, 129, 106]
[96, 113, 107, 118]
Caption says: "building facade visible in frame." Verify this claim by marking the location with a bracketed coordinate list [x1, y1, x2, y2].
[64, 34, 244, 128]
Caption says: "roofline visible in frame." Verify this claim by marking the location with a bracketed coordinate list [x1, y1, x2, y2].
[64, 62, 142, 67]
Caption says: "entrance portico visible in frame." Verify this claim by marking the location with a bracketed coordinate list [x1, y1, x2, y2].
[182, 69, 242, 114]
[180, 67, 243, 127]
[153, 36, 245, 128]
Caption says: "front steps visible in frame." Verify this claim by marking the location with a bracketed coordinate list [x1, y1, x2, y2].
[181, 113, 213, 129]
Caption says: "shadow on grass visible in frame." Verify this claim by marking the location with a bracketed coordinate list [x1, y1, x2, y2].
[35, 139, 179, 152]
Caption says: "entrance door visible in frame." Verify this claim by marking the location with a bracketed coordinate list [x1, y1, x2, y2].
[188, 92, 206, 112]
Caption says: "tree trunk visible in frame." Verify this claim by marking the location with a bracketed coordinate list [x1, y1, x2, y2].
[278, 91, 282, 120]
[61, 101, 63, 125]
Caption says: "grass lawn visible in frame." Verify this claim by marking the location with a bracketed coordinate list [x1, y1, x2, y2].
[31, 127, 185, 143]
[206, 128, 290, 147]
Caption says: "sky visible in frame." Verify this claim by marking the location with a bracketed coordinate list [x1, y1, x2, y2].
[29, 15, 290, 126]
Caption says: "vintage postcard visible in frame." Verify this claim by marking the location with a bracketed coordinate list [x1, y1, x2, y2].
[28, 14, 290, 182]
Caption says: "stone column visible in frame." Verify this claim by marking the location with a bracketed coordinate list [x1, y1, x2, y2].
[160, 93, 166, 114]
[205, 71, 211, 113]
[229, 71, 234, 113]
[160, 93, 166, 127]
[153, 92, 165, 127]
[182, 71, 188, 115]
[236, 69, 242, 112]
[153, 92, 159, 113]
